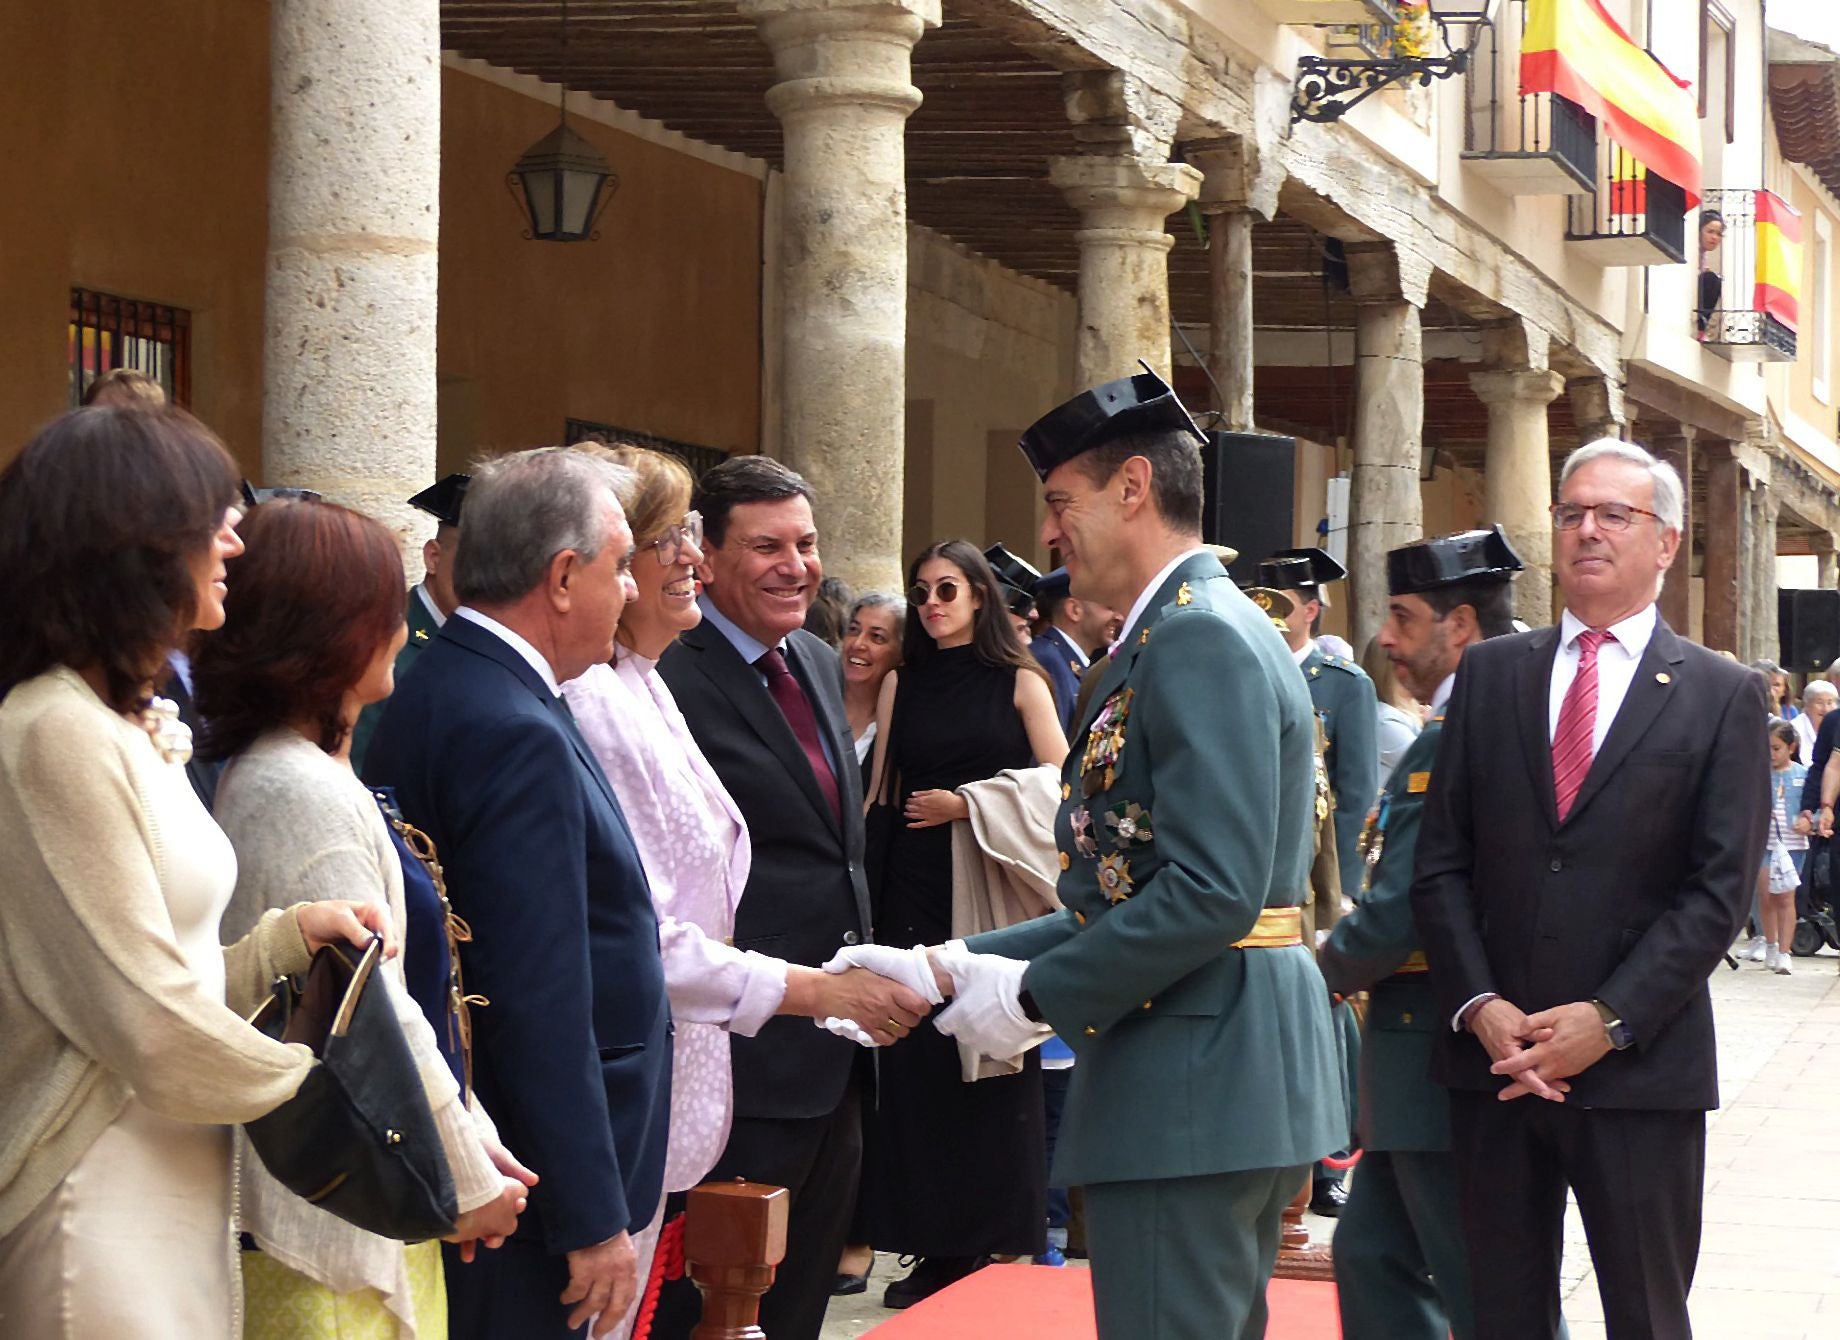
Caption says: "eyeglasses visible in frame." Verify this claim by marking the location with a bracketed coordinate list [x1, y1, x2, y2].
[650, 510, 703, 566]
[908, 579, 961, 606]
[1550, 501, 1663, 532]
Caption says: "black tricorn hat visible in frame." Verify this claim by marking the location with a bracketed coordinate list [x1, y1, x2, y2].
[1387, 525, 1524, 597]
[1017, 364, 1206, 481]
[984, 543, 1043, 596]
[1256, 547, 1347, 594]
[239, 481, 324, 508]
[408, 473, 470, 528]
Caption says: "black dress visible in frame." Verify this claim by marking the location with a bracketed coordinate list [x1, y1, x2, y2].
[863, 644, 1047, 1257]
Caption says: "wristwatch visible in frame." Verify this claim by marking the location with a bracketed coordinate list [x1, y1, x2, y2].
[1592, 999, 1634, 1051]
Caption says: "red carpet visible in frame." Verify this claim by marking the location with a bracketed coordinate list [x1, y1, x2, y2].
[866, 1263, 1341, 1338]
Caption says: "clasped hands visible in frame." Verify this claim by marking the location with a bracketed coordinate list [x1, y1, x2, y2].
[1470, 997, 1613, 1102]
[816, 942, 1050, 1061]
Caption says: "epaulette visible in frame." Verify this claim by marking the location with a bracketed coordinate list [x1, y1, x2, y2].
[1318, 655, 1364, 676]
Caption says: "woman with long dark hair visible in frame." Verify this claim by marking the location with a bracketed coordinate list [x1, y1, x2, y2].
[860, 539, 1067, 1307]
[198, 497, 532, 1338]
[0, 408, 390, 1337]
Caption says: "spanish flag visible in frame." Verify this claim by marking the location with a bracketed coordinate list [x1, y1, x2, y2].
[1521, 0, 1701, 206]
[1755, 190, 1802, 332]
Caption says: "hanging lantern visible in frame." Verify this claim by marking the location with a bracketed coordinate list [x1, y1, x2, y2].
[505, 0, 618, 242]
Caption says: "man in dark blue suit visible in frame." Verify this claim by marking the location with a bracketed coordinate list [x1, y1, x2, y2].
[1026, 566, 1122, 733]
[366, 447, 669, 1339]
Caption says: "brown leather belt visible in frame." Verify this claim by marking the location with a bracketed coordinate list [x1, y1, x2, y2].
[1232, 906, 1304, 949]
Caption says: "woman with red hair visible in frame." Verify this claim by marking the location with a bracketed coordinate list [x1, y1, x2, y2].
[196, 497, 534, 1339]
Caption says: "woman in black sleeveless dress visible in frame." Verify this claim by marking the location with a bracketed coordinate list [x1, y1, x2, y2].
[862, 539, 1068, 1308]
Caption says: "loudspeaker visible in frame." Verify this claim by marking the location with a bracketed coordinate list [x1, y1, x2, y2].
[1201, 430, 1297, 586]
[1779, 588, 1840, 672]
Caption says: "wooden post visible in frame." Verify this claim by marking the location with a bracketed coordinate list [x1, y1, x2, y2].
[684, 1180, 789, 1340]
[1650, 428, 1696, 637]
[1703, 448, 1741, 654]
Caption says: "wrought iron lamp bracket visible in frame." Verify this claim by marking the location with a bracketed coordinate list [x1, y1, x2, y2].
[1291, 48, 1471, 123]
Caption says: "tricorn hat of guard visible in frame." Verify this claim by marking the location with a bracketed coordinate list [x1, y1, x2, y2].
[408, 473, 471, 528]
[1017, 364, 1206, 482]
[1256, 547, 1347, 597]
[1387, 525, 1524, 597]
[984, 542, 1042, 594]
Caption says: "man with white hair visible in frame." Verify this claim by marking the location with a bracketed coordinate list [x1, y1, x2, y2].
[1412, 439, 1770, 1338]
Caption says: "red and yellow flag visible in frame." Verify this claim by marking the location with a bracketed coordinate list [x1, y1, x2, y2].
[1521, 0, 1701, 206]
[1755, 189, 1802, 331]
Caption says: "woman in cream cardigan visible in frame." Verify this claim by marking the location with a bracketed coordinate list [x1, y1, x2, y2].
[198, 496, 534, 1339]
[0, 407, 392, 1339]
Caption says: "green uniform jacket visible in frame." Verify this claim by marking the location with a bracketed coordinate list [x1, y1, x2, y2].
[1318, 714, 1448, 1153]
[1303, 646, 1380, 904]
[969, 551, 1346, 1186]
[349, 587, 440, 772]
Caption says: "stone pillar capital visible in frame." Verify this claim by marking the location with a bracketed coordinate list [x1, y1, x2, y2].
[743, 0, 936, 115]
[1469, 367, 1564, 408]
[1060, 69, 1183, 161]
[1184, 136, 1284, 221]
[1050, 155, 1202, 240]
[1565, 374, 1625, 443]
[1342, 241, 1430, 310]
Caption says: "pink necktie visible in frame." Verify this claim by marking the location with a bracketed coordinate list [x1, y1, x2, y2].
[1552, 629, 1612, 822]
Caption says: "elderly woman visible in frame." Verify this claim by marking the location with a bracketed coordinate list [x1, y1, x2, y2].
[560, 443, 921, 1337]
[1794, 679, 1835, 763]
[843, 593, 906, 767]
[0, 408, 388, 1337]
[199, 497, 533, 1339]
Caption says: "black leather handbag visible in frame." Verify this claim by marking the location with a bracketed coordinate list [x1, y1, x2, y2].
[243, 936, 458, 1241]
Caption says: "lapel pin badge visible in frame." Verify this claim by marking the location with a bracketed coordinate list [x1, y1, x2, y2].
[1656, 672, 1671, 684]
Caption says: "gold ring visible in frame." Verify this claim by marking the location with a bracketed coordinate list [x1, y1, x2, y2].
[886, 1018, 902, 1032]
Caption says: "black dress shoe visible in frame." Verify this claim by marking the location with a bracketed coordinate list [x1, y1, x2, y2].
[832, 1267, 871, 1296]
[1309, 1178, 1349, 1216]
[881, 1256, 983, 1310]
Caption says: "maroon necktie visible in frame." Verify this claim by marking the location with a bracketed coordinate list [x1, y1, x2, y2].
[1552, 629, 1612, 821]
[757, 648, 842, 823]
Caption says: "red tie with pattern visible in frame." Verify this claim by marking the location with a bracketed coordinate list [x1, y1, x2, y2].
[757, 648, 842, 823]
[1552, 628, 1612, 822]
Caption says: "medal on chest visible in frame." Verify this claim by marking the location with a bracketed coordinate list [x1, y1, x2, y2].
[1082, 687, 1133, 797]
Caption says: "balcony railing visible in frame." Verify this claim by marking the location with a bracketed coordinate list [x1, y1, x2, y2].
[1696, 188, 1798, 362]
[1565, 136, 1687, 265]
[1462, 3, 1595, 194]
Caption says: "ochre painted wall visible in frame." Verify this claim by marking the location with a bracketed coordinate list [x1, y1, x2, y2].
[0, 1, 270, 470]
[437, 69, 763, 471]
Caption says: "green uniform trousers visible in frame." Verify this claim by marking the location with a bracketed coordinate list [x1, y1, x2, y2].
[1333, 1149, 1475, 1340]
[1083, 1164, 1309, 1340]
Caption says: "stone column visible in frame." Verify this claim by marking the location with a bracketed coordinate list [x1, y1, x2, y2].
[1751, 484, 1780, 663]
[1471, 368, 1564, 626]
[264, 0, 441, 561]
[1702, 448, 1741, 654]
[1345, 244, 1427, 654]
[742, 0, 939, 595]
[1187, 137, 1282, 431]
[1565, 374, 1625, 446]
[1052, 156, 1201, 384]
[1650, 427, 1695, 635]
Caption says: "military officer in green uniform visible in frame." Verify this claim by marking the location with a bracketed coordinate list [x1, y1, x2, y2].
[908, 369, 1344, 1339]
[1319, 526, 1525, 1340]
[349, 473, 467, 769]
[1257, 546, 1377, 1214]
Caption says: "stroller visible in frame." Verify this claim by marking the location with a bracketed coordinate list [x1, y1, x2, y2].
[1794, 841, 1840, 958]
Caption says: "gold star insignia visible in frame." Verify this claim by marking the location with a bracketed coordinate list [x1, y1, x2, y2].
[1139, 628, 1150, 645]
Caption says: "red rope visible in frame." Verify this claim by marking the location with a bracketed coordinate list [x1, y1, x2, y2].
[631, 1212, 686, 1340]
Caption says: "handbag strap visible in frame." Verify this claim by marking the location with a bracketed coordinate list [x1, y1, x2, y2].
[375, 795, 486, 1107]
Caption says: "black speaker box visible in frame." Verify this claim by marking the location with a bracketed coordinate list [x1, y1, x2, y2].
[1201, 430, 1297, 586]
[1780, 588, 1840, 673]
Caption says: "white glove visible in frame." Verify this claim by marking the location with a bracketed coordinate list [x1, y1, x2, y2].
[814, 1015, 877, 1047]
[820, 943, 947, 1007]
[930, 945, 1049, 1062]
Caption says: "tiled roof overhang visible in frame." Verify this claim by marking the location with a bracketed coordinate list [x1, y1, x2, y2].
[1769, 28, 1840, 201]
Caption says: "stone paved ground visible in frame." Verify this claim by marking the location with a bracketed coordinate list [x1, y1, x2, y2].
[820, 948, 1840, 1338]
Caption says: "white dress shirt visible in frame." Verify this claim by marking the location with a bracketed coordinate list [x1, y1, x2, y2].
[1547, 603, 1657, 748]
[1291, 641, 1314, 667]
[454, 607, 561, 696]
[1430, 672, 1456, 714]
[412, 582, 447, 628]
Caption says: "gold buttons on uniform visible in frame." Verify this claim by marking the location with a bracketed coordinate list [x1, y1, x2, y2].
[1141, 1000, 1153, 1011]
[1401, 1012, 1414, 1025]
[1058, 852, 1071, 871]
[1083, 1026, 1097, 1037]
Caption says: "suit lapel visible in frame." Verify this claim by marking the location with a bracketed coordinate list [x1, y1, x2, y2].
[1564, 620, 1686, 824]
[1515, 626, 1563, 832]
[681, 622, 839, 833]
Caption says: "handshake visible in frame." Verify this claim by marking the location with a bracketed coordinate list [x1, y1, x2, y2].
[808, 943, 1051, 1062]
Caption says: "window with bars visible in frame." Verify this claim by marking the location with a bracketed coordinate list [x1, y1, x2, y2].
[68, 287, 191, 408]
